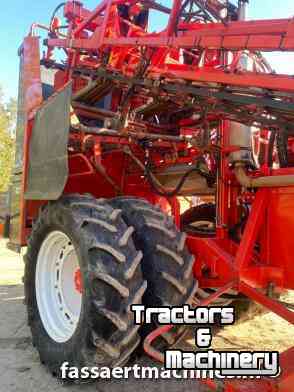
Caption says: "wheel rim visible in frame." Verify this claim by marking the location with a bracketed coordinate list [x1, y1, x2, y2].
[35, 231, 82, 343]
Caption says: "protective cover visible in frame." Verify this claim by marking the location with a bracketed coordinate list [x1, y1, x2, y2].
[25, 83, 72, 200]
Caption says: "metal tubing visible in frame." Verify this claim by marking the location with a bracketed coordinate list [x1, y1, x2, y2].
[71, 102, 118, 119]
[71, 123, 189, 142]
[234, 164, 294, 188]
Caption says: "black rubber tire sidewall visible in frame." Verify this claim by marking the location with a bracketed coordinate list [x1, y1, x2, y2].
[25, 202, 95, 376]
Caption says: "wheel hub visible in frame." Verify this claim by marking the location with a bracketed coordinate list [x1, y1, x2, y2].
[74, 268, 83, 294]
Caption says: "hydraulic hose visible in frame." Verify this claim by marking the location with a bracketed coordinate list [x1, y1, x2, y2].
[123, 146, 215, 197]
[50, 2, 66, 31]
[145, 163, 214, 198]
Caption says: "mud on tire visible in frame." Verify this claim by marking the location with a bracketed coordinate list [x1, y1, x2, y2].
[24, 194, 146, 379]
[111, 197, 198, 347]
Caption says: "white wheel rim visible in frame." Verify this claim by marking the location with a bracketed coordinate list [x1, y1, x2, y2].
[35, 231, 82, 343]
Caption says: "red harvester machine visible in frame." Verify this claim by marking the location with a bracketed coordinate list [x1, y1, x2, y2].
[1, 0, 294, 390]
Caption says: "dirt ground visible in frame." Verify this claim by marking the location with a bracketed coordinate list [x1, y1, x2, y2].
[0, 239, 293, 392]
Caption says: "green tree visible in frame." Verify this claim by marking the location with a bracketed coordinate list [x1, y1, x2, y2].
[0, 88, 16, 192]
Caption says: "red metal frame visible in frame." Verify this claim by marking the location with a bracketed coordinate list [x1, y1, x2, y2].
[8, 1, 294, 390]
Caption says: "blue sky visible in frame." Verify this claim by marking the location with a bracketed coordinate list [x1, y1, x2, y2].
[0, 0, 294, 101]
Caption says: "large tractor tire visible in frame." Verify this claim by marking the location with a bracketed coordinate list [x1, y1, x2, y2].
[24, 194, 146, 379]
[180, 203, 265, 322]
[111, 197, 198, 347]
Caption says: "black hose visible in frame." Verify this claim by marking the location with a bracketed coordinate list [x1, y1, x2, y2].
[277, 131, 289, 168]
[267, 129, 289, 168]
[267, 129, 276, 168]
[50, 2, 66, 31]
[229, 203, 250, 243]
[144, 161, 215, 197]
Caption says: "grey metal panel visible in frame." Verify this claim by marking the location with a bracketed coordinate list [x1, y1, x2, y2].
[25, 83, 72, 200]
[41, 65, 56, 99]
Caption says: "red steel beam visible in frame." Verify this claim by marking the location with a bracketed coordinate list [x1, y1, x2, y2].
[102, 17, 294, 50]
[235, 188, 268, 271]
[150, 68, 294, 92]
[73, 0, 108, 36]
[48, 17, 294, 50]
[240, 281, 294, 325]
[149, 68, 294, 93]
[64, 2, 103, 32]
[47, 13, 294, 92]
[166, 0, 182, 37]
